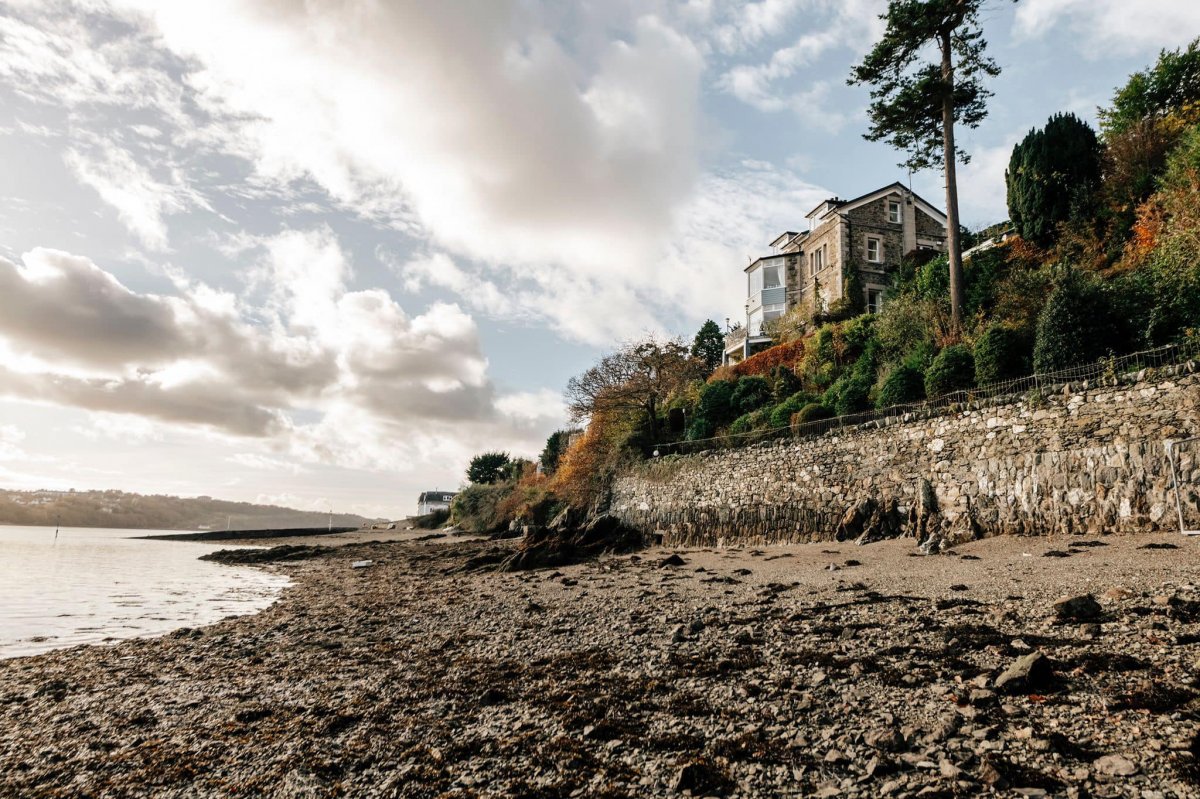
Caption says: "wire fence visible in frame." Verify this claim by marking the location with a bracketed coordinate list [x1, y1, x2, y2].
[651, 338, 1200, 457]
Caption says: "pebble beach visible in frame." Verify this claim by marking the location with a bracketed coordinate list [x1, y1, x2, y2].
[2, 530, 1200, 798]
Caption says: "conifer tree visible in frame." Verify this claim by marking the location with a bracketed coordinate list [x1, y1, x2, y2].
[1006, 113, 1102, 247]
[850, 0, 1003, 334]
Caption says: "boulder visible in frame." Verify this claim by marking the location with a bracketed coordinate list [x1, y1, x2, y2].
[994, 651, 1054, 694]
[1053, 594, 1102, 621]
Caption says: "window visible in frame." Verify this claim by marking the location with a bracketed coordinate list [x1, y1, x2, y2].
[866, 236, 882, 263]
[809, 247, 824, 275]
[888, 200, 901, 224]
[866, 288, 884, 314]
[748, 308, 763, 335]
[748, 266, 762, 296]
[763, 262, 782, 289]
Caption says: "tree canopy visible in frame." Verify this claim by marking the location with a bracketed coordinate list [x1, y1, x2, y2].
[849, 0, 1003, 334]
[1006, 113, 1103, 247]
[691, 320, 725, 374]
[1100, 37, 1200, 137]
[466, 451, 511, 485]
[565, 338, 701, 442]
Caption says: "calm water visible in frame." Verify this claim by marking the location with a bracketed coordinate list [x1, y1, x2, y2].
[0, 525, 291, 659]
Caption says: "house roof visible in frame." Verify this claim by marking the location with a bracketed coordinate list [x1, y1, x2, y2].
[418, 491, 456, 503]
[804, 181, 948, 226]
[769, 231, 800, 248]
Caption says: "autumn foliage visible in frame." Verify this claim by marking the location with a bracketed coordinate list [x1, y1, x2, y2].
[731, 339, 805, 378]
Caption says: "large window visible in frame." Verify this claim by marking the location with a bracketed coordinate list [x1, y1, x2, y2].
[809, 247, 824, 276]
[762, 262, 782, 289]
[888, 199, 901, 224]
[866, 236, 882, 263]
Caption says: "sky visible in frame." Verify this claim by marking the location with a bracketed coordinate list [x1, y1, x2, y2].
[0, 0, 1197, 519]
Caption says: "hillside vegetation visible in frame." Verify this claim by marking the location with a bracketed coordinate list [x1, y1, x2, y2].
[460, 40, 1200, 527]
[0, 488, 371, 531]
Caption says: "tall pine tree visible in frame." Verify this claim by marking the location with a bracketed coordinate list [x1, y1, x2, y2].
[849, 0, 1002, 334]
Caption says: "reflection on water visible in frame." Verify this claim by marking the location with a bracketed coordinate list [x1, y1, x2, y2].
[0, 525, 291, 659]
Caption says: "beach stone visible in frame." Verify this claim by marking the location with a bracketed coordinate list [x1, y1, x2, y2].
[1053, 594, 1102, 621]
[1093, 754, 1138, 777]
[995, 652, 1053, 694]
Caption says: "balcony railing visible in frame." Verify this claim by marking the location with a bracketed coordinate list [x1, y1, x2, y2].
[724, 326, 747, 350]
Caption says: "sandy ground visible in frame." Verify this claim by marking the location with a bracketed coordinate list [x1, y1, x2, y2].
[2, 530, 1199, 798]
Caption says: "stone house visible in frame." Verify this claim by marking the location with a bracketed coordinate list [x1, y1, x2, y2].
[724, 182, 948, 364]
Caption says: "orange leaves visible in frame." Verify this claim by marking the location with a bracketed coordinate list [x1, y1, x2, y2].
[731, 339, 806, 378]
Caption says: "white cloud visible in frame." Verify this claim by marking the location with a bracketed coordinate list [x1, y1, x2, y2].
[943, 136, 1021, 229]
[64, 138, 201, 250]
[714, 0, 805, 53]
[1014, 0, 1200, 56]
[228, 453, 307, 475]
[716, 0, 885, 122]
[0, 232, 563, 470]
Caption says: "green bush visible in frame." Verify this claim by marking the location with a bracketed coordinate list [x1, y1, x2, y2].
[794, 403, 833, 424]
[729, 407, 771, 435]
[876, 364, 925, 409]
[915, 255, 950, 300]
[823, 373, 872, 416]
[449, 483, 513, 534]
[973, 324, 1026, 385]
[731, 376, 773, 415]
[835, 374, 872, 415]
[924, 345, 975, 397]
[770, 365, 803, 402]
[769, 391, 816, 428]
[1032, 270, 1118, 373]
[686, 380, 735, 439]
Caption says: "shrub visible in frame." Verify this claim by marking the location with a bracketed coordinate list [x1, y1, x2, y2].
[687, 379, 736, 439]
[729, 407, 771, 435]
[794, 402, 833, 425]
[769, 391, 816, 428]
[770, 365, 803, 402]
[450, 483, 513, 534]
[876, 364, 925, 409]
[973, 324, 1027, 385]
[1032, 270, 1118, 373]
[924, 345, 975, 397]
[731, 376, 773, 415]
[732, 338, 805, 377]
[832, 373, 872, 416]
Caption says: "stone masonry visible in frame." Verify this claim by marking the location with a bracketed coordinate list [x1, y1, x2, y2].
[611, 364, 1200, 548]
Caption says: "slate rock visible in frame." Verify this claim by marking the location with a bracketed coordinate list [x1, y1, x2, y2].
[995, 651, 1054, 694]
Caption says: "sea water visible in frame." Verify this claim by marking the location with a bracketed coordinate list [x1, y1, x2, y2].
[0, 525, 290, 658]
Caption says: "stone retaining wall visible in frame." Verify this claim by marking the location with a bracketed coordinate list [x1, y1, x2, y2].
[611, 365, 1200, 547]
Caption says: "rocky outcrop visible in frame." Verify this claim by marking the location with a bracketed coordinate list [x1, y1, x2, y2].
[611, 365, 1200, 547]
[497, 514, 646, 572]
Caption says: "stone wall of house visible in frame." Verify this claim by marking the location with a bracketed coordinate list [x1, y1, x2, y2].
[611, 365, 1200, 548]
[915, 205, 948, 242]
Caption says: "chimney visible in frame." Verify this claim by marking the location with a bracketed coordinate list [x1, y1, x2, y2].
[903, 190, 917, 254]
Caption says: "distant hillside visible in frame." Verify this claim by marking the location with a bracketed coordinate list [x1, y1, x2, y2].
[0, 488, 374, 531]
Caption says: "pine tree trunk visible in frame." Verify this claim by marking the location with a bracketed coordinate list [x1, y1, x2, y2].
[940, 30, 965, 335]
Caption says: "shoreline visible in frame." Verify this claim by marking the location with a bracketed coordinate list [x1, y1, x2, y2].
[2, 531, 1199, 796]
[137, 526, 361, 542]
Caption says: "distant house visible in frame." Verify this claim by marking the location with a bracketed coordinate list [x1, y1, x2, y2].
[724, 182, 949, 364]
[416, 491, 456, 516]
